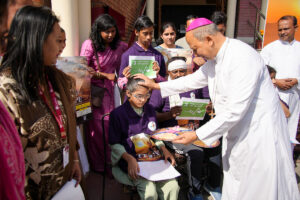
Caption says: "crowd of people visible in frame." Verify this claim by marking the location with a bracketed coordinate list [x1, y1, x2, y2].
[0, 1, 300, 200]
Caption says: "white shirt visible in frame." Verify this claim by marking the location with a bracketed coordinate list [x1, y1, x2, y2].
[261, 39, 300, 141]
[160, 38, 299, 200]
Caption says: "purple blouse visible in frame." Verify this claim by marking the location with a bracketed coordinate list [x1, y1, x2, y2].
[80, 39, 128, 87]
[80, 39, 128, 118]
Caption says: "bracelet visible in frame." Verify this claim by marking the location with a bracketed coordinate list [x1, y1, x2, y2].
[73, 159, 80, 162]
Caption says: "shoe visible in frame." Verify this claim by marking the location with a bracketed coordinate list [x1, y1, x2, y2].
[191, 194, 204, 200]
[203, 183, 222, 200]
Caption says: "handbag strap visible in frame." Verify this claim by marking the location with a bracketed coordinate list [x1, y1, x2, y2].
[92, 43, 118, 83]
[92, 43, 101, 72]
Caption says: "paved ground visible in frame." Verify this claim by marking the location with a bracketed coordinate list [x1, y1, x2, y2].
[86, 159, 300, 200]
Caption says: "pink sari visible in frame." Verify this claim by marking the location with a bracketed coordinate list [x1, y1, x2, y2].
[0, 101, 25, 200]
[80, 40, 127, 172]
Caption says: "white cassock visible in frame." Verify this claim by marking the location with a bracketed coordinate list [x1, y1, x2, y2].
[261, 40, 300, 143]
[160, 38, 299, 200]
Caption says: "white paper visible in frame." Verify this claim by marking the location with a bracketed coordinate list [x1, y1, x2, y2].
[290, 137, 300, 144]
[76, 126, 90, 175]
[137, 160, 180, 181]
[114, 82, 121, 108]
[129, 55, 155, 63]
[51, 179, 85, 200]
[63, 144, 69, 168]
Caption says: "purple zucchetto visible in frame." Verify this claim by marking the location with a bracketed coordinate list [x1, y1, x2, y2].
[186, 18, 213, 32]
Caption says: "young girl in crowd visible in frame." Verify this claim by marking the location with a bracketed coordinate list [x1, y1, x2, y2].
[156, 22, 182, 49]
[155, 22, 182, 64]
[80, 14, 128, 173]
[0, 6, 81, 199]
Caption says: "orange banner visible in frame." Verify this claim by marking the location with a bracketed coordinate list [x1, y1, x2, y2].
[263, 0, 300, 47]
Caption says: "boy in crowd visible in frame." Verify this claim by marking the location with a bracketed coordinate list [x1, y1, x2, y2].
[149, 57, 222, 200]
[118, 16, 165, 89]
[109, 77, 179, 200]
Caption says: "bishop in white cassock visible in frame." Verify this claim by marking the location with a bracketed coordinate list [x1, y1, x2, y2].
[135, 18, 300, 200]
[261, 16, 300, 145]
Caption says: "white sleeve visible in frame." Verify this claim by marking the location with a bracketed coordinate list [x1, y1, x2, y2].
[196, 53, 263, 145]
[260, 47, 271, 66]
[296, 79, 300, 91]
[159, 63, 209, 98]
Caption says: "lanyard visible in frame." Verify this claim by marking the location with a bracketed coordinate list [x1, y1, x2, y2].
[39, 77, 66, 139]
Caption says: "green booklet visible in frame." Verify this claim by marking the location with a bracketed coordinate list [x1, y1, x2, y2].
[129, 56, 156, 78]
[176, 98, 210, 120]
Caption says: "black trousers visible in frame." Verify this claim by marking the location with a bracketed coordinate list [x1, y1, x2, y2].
[166, 141, 222, 197]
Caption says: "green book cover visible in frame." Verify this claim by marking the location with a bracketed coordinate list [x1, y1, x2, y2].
[176, 98, 210, 120]
[129, 56, 156, 78]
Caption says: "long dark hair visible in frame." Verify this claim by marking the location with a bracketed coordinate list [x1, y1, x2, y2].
[90, 14, 120, 52]
[156, 22, 176, 45]
[0, 6, 59, 101]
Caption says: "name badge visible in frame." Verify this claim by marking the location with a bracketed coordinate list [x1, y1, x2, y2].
[148, 121, 156, 131]
[63, 144, 69, 168]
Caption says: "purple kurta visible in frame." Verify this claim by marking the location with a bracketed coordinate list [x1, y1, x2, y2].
[149, 89, 201, 128]
[119, 42, 166, 78]
[80, 39, 128, 172]
[109, 101, 157, 172]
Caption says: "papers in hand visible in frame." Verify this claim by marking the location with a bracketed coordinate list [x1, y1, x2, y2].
[137, 160, 180, 181]
[129, 56, 156, 78]
[51, 179, 85, 200]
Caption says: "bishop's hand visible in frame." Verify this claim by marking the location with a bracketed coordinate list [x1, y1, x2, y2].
[172, 131, 198, 145]
[133, 73, 160, 90]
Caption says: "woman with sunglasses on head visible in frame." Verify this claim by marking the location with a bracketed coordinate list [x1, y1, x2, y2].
[0, 6, 81, 199]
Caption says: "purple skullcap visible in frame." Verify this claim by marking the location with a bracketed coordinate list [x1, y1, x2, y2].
[186, 18, 213, 32]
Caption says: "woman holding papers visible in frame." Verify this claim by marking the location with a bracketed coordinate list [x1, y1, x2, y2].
[80, 14, 128, 173]
[0, 6, 81, 199]
[109, 78, 179, 200]
[118, 16, 166, 90]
